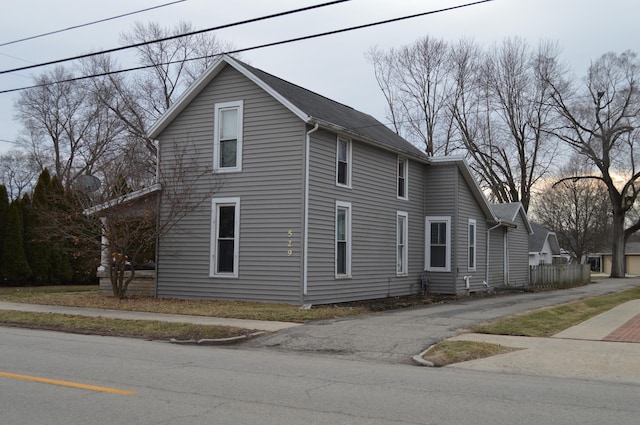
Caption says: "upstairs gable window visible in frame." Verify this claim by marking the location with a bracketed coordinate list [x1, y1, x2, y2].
[214, 101, 243, 172]
[397, 157, 408, 199]
[336, 137, 351, 187]
[468, 219, 477, 270]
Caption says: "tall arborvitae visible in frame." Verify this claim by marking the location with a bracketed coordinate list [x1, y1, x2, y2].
[48, 175, 73, 284]
[28, 170, 53, 284]
[0, 185, 9, 283]
[1, 199, 32, 284]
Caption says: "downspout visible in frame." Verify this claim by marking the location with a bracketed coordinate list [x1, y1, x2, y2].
[504, 229, 509, 285]
[154, 139, 161, 298]
[303, 123, 319, 297]
[486, 221, 502, 287]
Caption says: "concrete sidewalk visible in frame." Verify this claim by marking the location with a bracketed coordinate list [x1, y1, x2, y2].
[0, 302, 301, 332]
[442, 300, 640, 384]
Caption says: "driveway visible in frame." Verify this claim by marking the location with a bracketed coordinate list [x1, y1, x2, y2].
[243, 277, 640, 364]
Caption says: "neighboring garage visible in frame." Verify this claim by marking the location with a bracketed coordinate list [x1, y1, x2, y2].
[594, 241, 640, 275]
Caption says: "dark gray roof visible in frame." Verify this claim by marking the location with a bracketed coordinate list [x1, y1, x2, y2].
[491, 203, 522, 222]
[238, 60, 427, 159]
[149, 55, 427, 159]
[529, 222, 561, 254]
[490, 202, 533, 234]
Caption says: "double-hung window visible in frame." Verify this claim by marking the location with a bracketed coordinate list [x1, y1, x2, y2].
[397, 211, 408, 275]
[335, 201, 352, 277]
[214, 101, 243, 172]
[397, 157, 408, 199]
[210, 197, 240, 277]
[425, 216, 451, 272]
[336, 137, 351, 187]
[468, 219, 477, 270]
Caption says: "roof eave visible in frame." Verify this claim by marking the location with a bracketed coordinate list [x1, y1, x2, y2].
[309, 117, 429, 162]
[83, 183, 161, 216]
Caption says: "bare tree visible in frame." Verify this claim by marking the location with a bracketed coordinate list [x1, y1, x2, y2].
[121, 21, 235, 122]
[367, 36, 454, 155]
[369, 37, 563, 210]
[83, 22, 234, 180]
[0, 149, 39, 199]
[451, 38, 563, 210]
[544, 50, 640, 277]
[32, 139, 221, 298]
[531, 158, 612, 263]
[13, 66, 118, 191]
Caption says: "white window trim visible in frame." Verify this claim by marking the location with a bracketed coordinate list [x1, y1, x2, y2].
[335, 136, 352, 188]
[213, 100, 243, 173]
[468, 218, 477, 271]
[397, 211, 408, 275]
[397, 157, 408, 200]
[210, 197, 240, 278]
[335, 201, 352, 278]
[425, 216, 451, 272]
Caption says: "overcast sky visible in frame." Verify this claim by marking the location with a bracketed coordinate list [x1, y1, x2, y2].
[1, 0, 639, 154]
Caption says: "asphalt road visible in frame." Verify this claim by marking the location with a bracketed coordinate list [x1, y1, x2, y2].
[2, 327, 639, 425]
[244, 277, 640, 363]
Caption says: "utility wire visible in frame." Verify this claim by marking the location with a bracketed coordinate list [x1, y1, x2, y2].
[0, 0, 350, 75]
[0, 0, 188, 48]
[0, 0, 494, 95]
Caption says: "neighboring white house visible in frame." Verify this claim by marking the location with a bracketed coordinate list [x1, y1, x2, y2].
[529, 222, 561, 266]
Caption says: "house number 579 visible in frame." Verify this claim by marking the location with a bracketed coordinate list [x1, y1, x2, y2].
[287, 230, 293, 256]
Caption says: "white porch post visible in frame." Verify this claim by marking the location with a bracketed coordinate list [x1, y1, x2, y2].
[98, 216, 110, 271]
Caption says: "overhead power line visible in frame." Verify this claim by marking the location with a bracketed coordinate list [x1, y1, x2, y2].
[0, 0, 350, 76]
[0, 0, 188, 48]
[0, 0, 494, 95]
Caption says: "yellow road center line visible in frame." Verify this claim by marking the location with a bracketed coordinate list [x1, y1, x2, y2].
[0, 371, 135, 395]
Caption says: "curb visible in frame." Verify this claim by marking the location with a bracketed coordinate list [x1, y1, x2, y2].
[411, 344, 436, 367]
[170, 331, 266, 346]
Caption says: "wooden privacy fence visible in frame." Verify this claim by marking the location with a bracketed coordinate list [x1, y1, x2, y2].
[529, 264, 591, 289]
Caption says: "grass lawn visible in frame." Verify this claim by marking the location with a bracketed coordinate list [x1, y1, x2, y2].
[422, 285, 640, 366]
[0, 285, 372, 341]
[471, 285, 640, 337]
[0, 285, 369, 323]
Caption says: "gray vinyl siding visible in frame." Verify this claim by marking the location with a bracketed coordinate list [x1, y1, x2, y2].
[453, 170, 488, 293]
[304, 129, 425, 304]
[156, 64, 306, 303]
[488, 227, 506, 287]
[423, 165, 457, 294]
[508, 211, 530, 285]
[487, 211, 530, 287]
[423, 165, 490, 295]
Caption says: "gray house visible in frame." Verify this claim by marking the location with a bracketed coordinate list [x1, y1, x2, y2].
[142, 55, 525, 304]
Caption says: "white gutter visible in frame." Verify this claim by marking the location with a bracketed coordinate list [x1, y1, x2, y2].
[303, 123, 319, 296]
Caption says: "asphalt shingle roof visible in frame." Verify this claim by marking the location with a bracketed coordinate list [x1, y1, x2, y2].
[238, 60, 427, 159]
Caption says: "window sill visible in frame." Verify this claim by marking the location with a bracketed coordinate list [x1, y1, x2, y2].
[425, 268, 450, 273]
[214, 168, 242, 174]
[335, 183, 352, 189]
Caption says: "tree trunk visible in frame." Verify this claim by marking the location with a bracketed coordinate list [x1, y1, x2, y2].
[610, 210, 626, 277]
